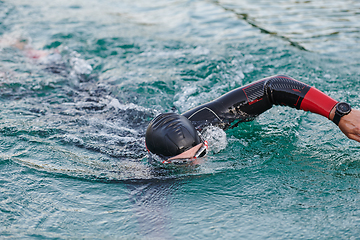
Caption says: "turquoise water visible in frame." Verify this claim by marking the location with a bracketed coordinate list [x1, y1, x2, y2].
[1, 0, 360, 238]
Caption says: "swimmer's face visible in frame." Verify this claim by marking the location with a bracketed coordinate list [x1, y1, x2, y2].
[161, 141, 208, 164]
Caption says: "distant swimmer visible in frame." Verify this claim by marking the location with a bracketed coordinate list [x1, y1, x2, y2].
[145, 75, 360, 164]
[0, 35, 94, 82]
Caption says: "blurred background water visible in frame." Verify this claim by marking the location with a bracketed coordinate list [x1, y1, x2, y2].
[1, 0, 360, 239]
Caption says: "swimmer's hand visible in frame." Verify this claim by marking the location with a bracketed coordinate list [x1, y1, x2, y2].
[330, 107, 360, 143]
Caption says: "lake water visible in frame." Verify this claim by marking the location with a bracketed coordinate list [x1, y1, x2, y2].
[1, 0, 360, 239]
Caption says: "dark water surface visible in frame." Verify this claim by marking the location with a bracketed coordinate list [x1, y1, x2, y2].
[1, 0, 360, 238]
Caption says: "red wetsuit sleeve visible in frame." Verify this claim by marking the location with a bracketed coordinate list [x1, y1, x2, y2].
[300, 87, 338, 119]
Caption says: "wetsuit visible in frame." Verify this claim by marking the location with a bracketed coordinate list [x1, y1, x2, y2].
[182, 75, 338, 130]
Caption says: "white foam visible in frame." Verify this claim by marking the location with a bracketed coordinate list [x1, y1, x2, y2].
[201, 126, 227, 153]
[107, 97, 158, 115]
[70, 57, 93, 75]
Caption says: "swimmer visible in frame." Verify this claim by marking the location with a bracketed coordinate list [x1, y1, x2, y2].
[145, 75, 360, 164]
[0, 35, 93, 80]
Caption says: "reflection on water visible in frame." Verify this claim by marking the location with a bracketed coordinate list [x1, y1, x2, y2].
[127, 180, 179, 238]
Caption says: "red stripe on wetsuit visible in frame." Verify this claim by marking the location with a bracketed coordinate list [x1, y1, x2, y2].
[264, 75, 338, 119]
[300, 87, 338, 119]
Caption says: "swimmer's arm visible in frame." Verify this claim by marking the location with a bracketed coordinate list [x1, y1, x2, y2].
[183, 74, 360, 143]
[329, 107, 360, 143]
[261, 76, 360, 143]
[183, 75, 324, 128]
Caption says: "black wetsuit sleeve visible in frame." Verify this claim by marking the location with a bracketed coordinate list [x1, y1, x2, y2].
[182, 75, 312, 130]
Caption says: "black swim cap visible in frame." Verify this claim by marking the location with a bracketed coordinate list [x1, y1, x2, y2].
[145, 112, 201, 157]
